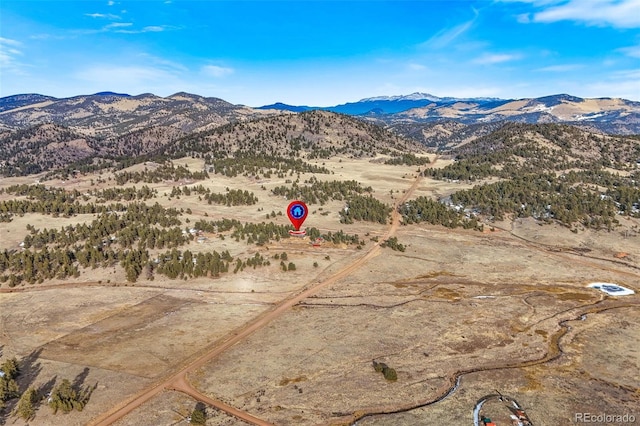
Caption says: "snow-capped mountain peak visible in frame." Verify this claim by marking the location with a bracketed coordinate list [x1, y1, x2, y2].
[359, 92, 443, 102]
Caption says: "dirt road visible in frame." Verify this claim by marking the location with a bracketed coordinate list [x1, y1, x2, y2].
[89, 174, 423, 425]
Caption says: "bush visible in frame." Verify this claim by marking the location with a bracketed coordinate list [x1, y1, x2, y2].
[382, 366, 397, 381]
[190, 403, 207, 425]
[372, 360, 397, 381]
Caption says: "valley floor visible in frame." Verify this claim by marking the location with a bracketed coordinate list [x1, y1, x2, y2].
[0, 157, 638, 426]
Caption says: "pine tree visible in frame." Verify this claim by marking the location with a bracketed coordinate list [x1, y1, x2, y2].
[49, 378, 87, 414]
[13, 387, 37, 421]
[190, 404, 207, 424]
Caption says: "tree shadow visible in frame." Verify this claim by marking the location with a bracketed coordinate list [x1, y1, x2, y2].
[30, 374, 58, 419]
[72, 367, 90, 392]
[72, 367, 97, 407]
[38, 375, 57, 403]
[17, 348, 43, 394]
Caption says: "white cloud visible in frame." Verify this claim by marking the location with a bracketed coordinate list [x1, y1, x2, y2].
[142, 26, 165, 32]
[618, 45, 640, 58]
[201, 65, 234, 77]
[105, 22, 133, 29]
[74, 65, 180, 93]
[69, 63, 237, 98]
[498, 0, 563, 4]
[408, 63, 427, 71]
[421, 21, 473, 49]
[0, 37, 23, 69]
[585, 69, 640, 100]
[473, 53, 521, 64]
[512, 0, 640, 28]
[85, 13, 121, 19]
[536, 64, 584, 71]
[114, 25, 176, 34]
[420, 10, 478, 49]
[107, 1, 115, 5]
[29, 33, 67, 40]
[137, 53, 188, 72]
[0, 37, 21, 47]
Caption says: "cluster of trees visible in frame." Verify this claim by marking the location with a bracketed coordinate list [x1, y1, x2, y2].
[190, 219, 364, 247]
[21, 203, 184, 250]
[46, 157, 117, 181]
[1, 202, 190, 285]
[280, 261, 296, 271]
[1, 247, 81, 286]
[384, 153, 430, 166]
[422, 122, 640, 228]
[22, 220, 186, 255]
[203, 188, 257, 206]
[0, 184, 96, 220]
[207, 154, 331, 178]
[1, 184, 77, 200]
[193, 219, 293, 245]
[339, 195, 391, 224]
[425, 153, 502, 182]
[153, 250, 272, 280]
[380, 237, 406, 252]
[114, 163, 208, 185]
[1, 354, 94, 421]
[607, 186, 640, 217]
[451, 174, 619, 229]
[0, 358, 20, 411]
[169, 185, 258, 206]
[154, 249, 233, 279]
[399, 196, 483, 230]
[0, 125, 86, 176]
[271, 178, 373, 205]
[88, 185, 157, 202]
[47, 379, 94, 415]
[321, 230, 364, 246]
[0, 194, 126, 222]
[426, 123, 625, 183]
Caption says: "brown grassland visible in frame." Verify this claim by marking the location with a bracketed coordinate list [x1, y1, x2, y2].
[0, 155, 638, 425]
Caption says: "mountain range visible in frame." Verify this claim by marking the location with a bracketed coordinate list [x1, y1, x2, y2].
[0, 90, 639, 177]
[258, 93, 640, 134]
[1, 91, 639, 137]
[0, 92, 278, 137]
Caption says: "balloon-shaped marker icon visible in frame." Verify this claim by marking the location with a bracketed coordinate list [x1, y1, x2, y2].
[287, 200, 308, 231]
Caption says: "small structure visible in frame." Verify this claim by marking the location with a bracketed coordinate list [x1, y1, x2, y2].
[476, 393, 533, 426]
[588, 282, 634, 296]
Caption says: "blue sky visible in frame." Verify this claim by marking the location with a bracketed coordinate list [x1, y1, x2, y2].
[1, 0, 639, 105]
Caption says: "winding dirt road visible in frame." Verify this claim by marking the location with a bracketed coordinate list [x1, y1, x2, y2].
[89, 173, 424, 425]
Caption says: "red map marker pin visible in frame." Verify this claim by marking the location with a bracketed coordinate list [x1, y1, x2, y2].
[287, 200, 308, 231]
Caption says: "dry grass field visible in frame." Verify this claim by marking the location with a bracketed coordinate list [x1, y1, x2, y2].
[0, 155, 638, 425]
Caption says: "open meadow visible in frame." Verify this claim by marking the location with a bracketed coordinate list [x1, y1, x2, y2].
[1, 155, 638, 425]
